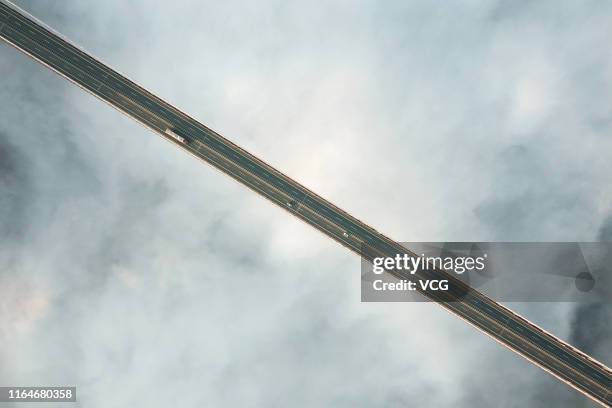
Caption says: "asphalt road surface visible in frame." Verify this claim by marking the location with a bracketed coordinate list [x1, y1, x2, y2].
[1, 1, 610, 406]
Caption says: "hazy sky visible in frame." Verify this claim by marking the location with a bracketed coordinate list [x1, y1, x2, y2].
[1, 1, 611, 407]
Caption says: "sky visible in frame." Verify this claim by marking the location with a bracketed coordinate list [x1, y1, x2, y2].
[1, 0, 611, 407]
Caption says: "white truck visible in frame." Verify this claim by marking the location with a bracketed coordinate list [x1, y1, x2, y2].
[165, 128, 187, 144]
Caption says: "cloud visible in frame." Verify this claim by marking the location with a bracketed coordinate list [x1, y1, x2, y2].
[1, 0, 611, 407]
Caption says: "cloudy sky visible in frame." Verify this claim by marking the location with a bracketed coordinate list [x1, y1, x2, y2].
[1, 0, 611, 406]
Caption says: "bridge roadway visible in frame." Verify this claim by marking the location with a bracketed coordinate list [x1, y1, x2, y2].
[1, 1, 610, 406]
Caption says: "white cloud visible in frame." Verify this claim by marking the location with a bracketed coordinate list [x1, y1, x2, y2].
[1, 0, 611, 406]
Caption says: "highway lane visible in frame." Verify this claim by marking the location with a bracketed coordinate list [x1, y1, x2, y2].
[1, 1, 610, 406]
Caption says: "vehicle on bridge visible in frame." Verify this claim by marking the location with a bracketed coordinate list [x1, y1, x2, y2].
[165, 128, 187, 144]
